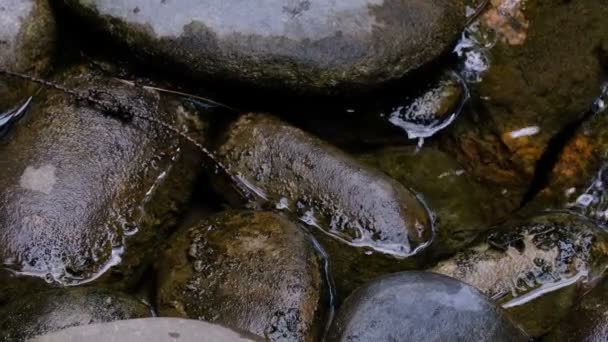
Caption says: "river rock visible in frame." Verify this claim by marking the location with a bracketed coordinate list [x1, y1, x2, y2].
[442, 0, 608, 197]
[215, 114, 433, 297]
[60, 0, 465, 95]
[0, 287, 151, 341]
[544, 277, 608, 342]
[328, 271, 528, 341]
[156, 211, 325, 341]
[360, 146, 517, 258]
[0, 0, 57, 110]
[432, 212, 608, 336]
[30, 318, 261, 342]
[0, 64, 205, 289]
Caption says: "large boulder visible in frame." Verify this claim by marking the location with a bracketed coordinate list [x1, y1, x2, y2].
[215, 114, 434, 297]
[157, 211, 325, 341]
[0, 0, 57, 110]
[432, 212, 608, 336]
[327, 272, 528, 341]
[60, 0, 465, 95]
[0, 287, 151, 341]
[0, 65, 205, 289]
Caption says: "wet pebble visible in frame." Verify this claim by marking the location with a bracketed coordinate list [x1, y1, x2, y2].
[0, 0, 57, 110]
[156, 211, 325, 341]
[0, 287, 152, 341]
[432, 212, 608, 336]
[0, 64, 205, 288]
[328, 271, 528, 342]
[61, 0, 465, 95]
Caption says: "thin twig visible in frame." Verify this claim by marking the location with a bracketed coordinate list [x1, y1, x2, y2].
[465, 0, 490, 27]
[115, 78, 238, 112]
[0, 68, 254, 201]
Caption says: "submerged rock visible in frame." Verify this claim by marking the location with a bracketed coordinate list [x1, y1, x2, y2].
[218, 114, 432, 256]
[0, 65, 204, 288]
[360, 146, 517, 258]
[216, 114, 433, 297]
[328, 271, 528, 342]
[61, 0, 465, 95]
[157, 211, 325, 341]
[443, 0, 608, 196]
[432, 213, 608, 336]
[544, 277, 608, 342]
[0, 287, 151, 341]
[30, 318, 261, 342]
[0, 0, 57, 110]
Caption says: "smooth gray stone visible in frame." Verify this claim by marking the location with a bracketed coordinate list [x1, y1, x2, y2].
[29, 318, 261, 342]
[328, 271, 529, 342]
[61, 0, 465, 94]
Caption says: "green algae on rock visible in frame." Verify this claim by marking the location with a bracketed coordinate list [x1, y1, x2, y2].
[328, 272, 528, 342]
[60, 0, 465, 95]
[544, 277, 608, 342]
[432, 212, 608, 336]
[0, 287, 151, 341]
[0, 0, 57, 110]
[157, 211, 325, 341]
[443, 0, 608, 197]
[0, 65, 205, 288]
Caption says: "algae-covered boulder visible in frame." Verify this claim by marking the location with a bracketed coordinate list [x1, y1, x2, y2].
[60, 0, 465, 95]
[432, 212, 608, 336]
[0, 287, 151, 341]
[0, 65, 205, 288]
[157, 211, 325, 341]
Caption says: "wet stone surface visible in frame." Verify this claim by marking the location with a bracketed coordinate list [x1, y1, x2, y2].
[157, 211, 325, 341]
[61, 0, 465, 95]
[0, 0, 57, 110]
[432, 212, 608, 336]
[328, 271, 528, 342]
[0, 64, 205, 288]
[443, 0, 608, 198]
[0, 287, 152, 341]
[544, 277, 608, 342]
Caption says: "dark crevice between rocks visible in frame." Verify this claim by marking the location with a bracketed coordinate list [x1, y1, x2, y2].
[520, 110, 599, 209]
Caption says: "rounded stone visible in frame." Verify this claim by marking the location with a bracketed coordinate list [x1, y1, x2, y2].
[0, 65, 205, 288]
[157, 211, 325, 341]
[432, 212, 608, 336]
[0, 0, 57, 110]
[327, 271, 528, 341]
[61, 0, 465, 94]
[30, 318, 262, 342]
[0, 287, 152, 341]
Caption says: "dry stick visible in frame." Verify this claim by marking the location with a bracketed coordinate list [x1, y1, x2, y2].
[465, 0, 491, 27]
[0, 68, 256, 202]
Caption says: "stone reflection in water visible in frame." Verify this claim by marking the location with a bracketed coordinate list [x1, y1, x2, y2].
[432, 213, 608, 336]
